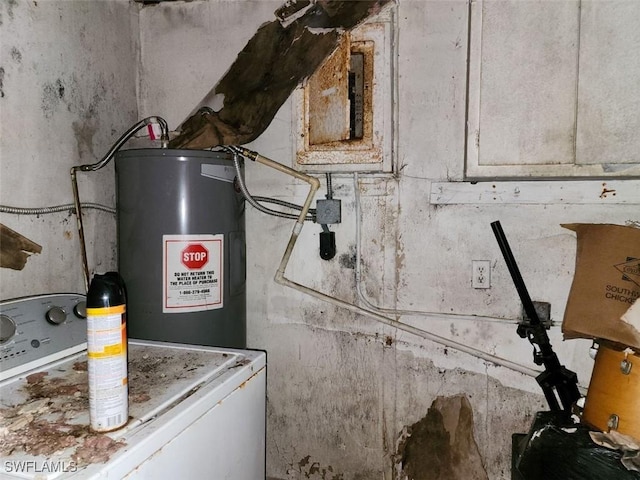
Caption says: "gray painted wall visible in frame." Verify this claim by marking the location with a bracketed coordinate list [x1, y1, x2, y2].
[0, 0, 137, 297]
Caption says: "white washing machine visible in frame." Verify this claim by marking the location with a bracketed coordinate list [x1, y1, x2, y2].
[0, 294, 266, 480]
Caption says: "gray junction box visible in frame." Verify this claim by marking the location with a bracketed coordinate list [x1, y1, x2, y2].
[115, 148, 246, 348]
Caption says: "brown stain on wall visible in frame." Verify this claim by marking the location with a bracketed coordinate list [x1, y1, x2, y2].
[396, 395, 489, 480]
[72, 119, 98, 159]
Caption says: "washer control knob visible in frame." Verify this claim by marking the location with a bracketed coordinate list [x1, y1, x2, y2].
[46, 306, 67, 325]
[0, 315, 17, 343]
[74, 301, 87, 319]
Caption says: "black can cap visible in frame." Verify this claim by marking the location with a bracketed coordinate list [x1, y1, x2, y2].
[87, 272, 127, 309]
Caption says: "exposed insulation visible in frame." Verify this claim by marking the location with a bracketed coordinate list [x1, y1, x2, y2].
[0, 223, 42, 270]
[169, 0, 392, 149]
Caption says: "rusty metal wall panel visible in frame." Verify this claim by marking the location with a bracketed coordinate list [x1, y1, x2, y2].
[308, 37, 351, 145]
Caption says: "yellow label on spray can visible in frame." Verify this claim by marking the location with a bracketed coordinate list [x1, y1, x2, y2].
[87, 304, 128, 432]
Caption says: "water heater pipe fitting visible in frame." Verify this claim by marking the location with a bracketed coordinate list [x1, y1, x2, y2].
[70, 116, 169, 291]
[228, 147, 315, 221]
[227, 147, 321, 282]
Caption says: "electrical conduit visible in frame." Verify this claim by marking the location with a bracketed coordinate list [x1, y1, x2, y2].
[233, 148, 541, 379]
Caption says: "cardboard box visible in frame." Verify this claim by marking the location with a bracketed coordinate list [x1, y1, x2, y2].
[562, 223, 640, 350]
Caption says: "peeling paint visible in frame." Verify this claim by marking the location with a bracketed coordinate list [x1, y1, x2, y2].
[395, 395, 488, 480]
[306, 27, 342, 35]
[276, 0, 314, 28]
[286, 455, 343, 479]
[210, 92, 224, 112]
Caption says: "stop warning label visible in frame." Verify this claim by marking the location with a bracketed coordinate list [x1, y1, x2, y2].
[163, 234, 223, 313]
[181, 243, 208, 269]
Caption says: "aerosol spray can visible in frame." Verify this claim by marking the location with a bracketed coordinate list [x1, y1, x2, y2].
[86, 272, 128, 432]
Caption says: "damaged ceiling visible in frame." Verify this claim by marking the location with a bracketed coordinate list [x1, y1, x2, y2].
[168, 0, 393, 149]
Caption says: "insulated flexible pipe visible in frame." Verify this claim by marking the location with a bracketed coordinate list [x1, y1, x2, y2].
[71, 116, 169, 291]
[231, 148, 541, 379]
[228, 149, 315, 221]
[0, 203, 115, 215]
[76, 116, 169, 173]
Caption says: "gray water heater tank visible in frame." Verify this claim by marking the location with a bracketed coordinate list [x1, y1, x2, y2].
[115, 148, 245, 348]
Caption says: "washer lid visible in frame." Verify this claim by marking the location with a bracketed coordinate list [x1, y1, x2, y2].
[0, 339, 264, 479]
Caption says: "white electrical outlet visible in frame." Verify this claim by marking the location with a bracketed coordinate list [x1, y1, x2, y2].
[472, 260, 491, 289]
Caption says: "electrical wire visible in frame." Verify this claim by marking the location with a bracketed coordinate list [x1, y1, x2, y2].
[0, 203, 115, 215]
[71, 116, 169, 291]
[251, 196, 316, 216]
[325, 173, 333, 199]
